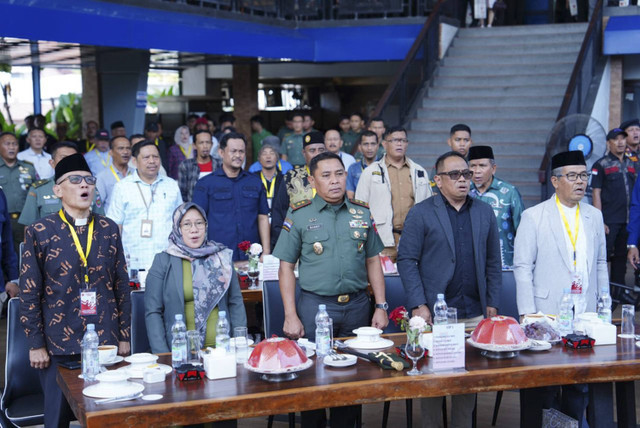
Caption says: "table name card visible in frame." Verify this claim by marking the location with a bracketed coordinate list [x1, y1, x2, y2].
[262, 255, 280, 281]
[432, 323, 465, 372]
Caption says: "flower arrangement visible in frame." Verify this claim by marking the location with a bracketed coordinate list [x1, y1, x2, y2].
[238, 241, 262, 271]
[389, 306, 431, 343]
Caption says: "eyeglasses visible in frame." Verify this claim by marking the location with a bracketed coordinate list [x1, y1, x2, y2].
[57, 175, 97, 185]
[390, 138, 408, 144]
[555, 172, 591, 182]
[180, 221, 206, 230]
[438, 169, 473, 181]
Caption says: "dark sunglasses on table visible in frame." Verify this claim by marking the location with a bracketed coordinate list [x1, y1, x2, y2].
[57, 175, 97, 185]
[555, 172, 591, 182]
[438, 169, 473, 180]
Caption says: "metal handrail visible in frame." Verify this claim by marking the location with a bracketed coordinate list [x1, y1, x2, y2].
[369, 0, 446, 129]
[537, 0, 604, 190]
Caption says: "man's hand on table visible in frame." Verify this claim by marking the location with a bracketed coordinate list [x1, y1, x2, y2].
[30, 347, 50, 369]
[486, 306, 498, 318]
[412, 305, 432, 325]
[118, 341, 130, 356]
[371, 308, 389, 330]
[283, 315, 305, 340]
[628, 247, 640, 269]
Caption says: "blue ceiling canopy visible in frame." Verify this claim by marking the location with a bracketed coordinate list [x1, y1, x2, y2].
[604, 15, 640, 55]
[0, 0, 423, 63]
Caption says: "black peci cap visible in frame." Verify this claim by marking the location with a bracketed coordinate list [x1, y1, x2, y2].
[303, 131, 324, 147]
[55, 153, 92, 183]
[468, 145, 494, 161]
[551, 150, 586, 170]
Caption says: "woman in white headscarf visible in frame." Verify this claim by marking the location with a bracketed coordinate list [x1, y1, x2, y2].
[167, 125, 193, 179]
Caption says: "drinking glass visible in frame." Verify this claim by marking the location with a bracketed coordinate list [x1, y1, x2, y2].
[247, 255, 260, 290]
[405, 328, 424, 376]
[447, 308, 458, 324]
[234, 327, 249, 364]
[186, 330, 201, 364]
[621, 304, 635, 339]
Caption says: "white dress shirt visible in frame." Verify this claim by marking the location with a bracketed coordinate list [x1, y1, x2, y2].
[17, 148, 53, 179]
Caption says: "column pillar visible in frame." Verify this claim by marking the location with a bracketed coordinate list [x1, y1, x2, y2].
[80, 46, 100, 136]
[232, 63, 259, 162]
[609, 55, 623, 130]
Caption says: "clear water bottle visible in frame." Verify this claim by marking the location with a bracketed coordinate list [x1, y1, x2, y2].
[315, 304, 331, 358]
[597, 287, 612, 324]
[433, 294, 448, 325]
[82, 324, 100, 381]
[171, 314, 187, 368]
[558, 288, 574, 336]
[215, 311, 231, 352]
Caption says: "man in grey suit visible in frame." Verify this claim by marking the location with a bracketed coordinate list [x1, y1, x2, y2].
[514, 150, 608, 428]
[398, 151, 501, 428]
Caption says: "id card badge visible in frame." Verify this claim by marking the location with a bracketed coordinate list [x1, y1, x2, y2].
[80, 289, 97, 316]
[570, 272, 583, 295]
[140, 219, 153, 238]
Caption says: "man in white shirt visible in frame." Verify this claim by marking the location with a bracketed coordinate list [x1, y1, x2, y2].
[324, 129, 356, 172]
[107, 140, 183, 272]
[17, 128, 53, 179]
[96, 136, 134, 212]
[84, 129, 112, 176]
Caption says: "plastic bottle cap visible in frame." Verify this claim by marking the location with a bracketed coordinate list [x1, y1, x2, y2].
[219, 311, 227, 317]
[601, 287, 608, 293]
[318, 304, 326, 310]
[87, 324, 95, 330]
[436, 294, 444, 299]
[175, 314, 183, 321]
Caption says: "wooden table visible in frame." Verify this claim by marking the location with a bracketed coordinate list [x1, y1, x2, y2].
[58, 334, 640, 427]
[240, 287, 262, 303]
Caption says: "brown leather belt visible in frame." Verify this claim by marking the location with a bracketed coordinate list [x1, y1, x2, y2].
[302, 289, 365, 303]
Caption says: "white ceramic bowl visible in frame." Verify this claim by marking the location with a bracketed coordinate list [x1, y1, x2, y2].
[98, 345, 118, 365]
[95, 370, 129, 391]
[352, 327, 383, 342]
[125, 353, 159, 367]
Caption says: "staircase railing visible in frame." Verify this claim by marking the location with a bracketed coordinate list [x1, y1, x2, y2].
[369, 0, 447, 128]
[538, 0, 604, 200]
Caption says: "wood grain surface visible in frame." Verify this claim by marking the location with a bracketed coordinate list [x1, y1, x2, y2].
[57, 334, 640, 427]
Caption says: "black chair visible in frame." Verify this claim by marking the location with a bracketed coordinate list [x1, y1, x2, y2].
[131, 290, 151, 354]
[262, 279, 300, 338]
[0, 298, 44, 426]
[491, 270, 519, 426]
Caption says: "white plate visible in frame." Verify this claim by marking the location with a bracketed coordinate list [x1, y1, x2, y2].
[117, 364, 173, 379]
[101, 355, 124, 366]
[244, 357, 313, 375]
[125, 353, 158, 365]
[323, 354, 357, 367]
[305, 348, 315, 358]
[83, 381, 144, 399]
[344, 338, 394, 350]
[467, 338, 532, 352]
[527, 340, 552, 351]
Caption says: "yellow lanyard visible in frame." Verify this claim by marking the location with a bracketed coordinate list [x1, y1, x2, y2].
[277, 160, 282, 172]
[305, 166, 317, 198]
[86, 140, 95, 153]
[154, 138, 159, 147]
[110, 165, 129, 182]
[94, 149, 110, 168]
[260, 172, 276, 198]
[179, 144, 192, 159]
[555, 195, 580, 268]
[58, 209, 94, 285]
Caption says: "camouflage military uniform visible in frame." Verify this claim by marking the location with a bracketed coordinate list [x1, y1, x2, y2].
[0, 157, 37, 253]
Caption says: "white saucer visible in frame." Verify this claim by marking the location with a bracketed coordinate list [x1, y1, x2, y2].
[344, 338, 394, 350]
[305, 348, 315, 358]
[141, 394, 163, 401]
[83, 381, 144, 399]
[101, 355, 124, 366]
[117, 363, 173, 379]
[230, 338, 255, 347]
[527, 340, 552, 351]
[323, 354, 357, 367]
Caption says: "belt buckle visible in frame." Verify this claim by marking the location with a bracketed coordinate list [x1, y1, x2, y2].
[10, 213, 18, 219]
[337, 294, 349, 303]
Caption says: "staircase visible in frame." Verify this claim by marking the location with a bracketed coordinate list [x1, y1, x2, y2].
[407, 22, 589, 208]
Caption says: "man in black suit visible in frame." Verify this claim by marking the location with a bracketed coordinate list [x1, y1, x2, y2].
[397, 151, 502, 428]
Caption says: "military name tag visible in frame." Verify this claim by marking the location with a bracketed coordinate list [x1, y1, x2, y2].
[141, 219, 153, 238]
[307, 224, 323, 231]
[349, 220, 369, 229]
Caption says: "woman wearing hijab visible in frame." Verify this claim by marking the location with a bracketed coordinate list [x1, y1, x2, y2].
[145, 202, 246, 353]
[168, 125, 193, 180]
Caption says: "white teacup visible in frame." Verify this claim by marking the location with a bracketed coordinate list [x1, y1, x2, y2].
[353, 327, 383, 343]
[98, 345, 118, 365]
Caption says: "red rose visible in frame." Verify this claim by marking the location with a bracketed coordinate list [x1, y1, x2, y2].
[238, 241, 251, 252]
[389, 306, 408, 325]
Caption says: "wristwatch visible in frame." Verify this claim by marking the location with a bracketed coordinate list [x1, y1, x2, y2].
[628, 244, 637, 250]
[412, 304, 426, 311]
[375, 302, 389, 311]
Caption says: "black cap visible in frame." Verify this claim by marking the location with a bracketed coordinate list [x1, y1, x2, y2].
[620, 119, 640, 131]
[110, 121, 124, 130]
[55, 153, 92, 183]
[96, 129, 109, 140]
[145, 122, 159, 132]
[468, 145, 494, 161]
[303, 131, 324, 148]
[551, 150, 586, 170]
[606, 128, 628, 141]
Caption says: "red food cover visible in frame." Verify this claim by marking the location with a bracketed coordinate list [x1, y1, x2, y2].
[471, 316, 528, 346]
[248, 337, 308, 371]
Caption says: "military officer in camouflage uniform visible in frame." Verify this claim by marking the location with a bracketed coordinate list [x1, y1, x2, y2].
[19, 142, 104, 228]
[280, 112, 306, 167]
[468, 145, 524, 269]
[270, 131, 326, 247]
[0, 132, 37, 253]
[273, 151, 388, 428]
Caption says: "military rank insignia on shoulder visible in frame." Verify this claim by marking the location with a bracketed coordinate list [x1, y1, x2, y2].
[349, 199, 369, 209]
[32, 179, 49, 189]
[291, 199, 311, 211]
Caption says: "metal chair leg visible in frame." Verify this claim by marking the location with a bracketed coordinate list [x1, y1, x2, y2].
[405, 399, 413, 428]
[288, 412, 295, 428]
[267, 415, 274, 428]
[442, 398, 447, 428]
[492, 391, 503, 426]
[382, 401, 390, 428]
